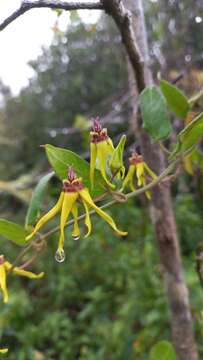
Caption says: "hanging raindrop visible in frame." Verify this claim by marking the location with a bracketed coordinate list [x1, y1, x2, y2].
[55, 249, 65, 263]
[73, 235, 80, 241]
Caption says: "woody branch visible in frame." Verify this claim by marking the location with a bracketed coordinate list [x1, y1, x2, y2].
[0, 0, 103, 31]
[101, 0, 198, 359]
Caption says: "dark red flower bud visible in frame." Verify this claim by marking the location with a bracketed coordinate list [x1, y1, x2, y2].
[0, 255, 5, 265]
[67, 166, 77, 183]
[129, 152, 143, 165]
[92, 117, 102, 133]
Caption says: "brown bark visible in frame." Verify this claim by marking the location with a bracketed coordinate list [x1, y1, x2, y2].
[103, 0, 199, 359]
[0, 1, 103, 31]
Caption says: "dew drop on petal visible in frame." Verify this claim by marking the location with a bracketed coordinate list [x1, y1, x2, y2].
[73, 235, 80, 241]
[55, 249, 65, 263]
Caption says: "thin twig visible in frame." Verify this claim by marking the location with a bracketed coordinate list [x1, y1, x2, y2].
[158, 141, 171, 155]
[19, 254, 38, 270]
[171, 72, 184, 84]
[7, 241, 34, 274]
[102, 0, 145, 93]
[195, 246, 203, 289]
[0, 0, 103, 31]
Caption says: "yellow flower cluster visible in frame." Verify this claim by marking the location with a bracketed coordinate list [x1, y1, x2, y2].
[0, 254, 44, 303]
[0, 118, 158, 354]
[26, 167, 127, 258]
[25, 117, 157, 258]
[122, 152, 157, 199]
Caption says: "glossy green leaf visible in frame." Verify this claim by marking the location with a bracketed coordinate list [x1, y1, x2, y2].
[25, 172, 54, 227]
[139, 86, 172, 141]
[160, 79, 189, 118]
[45, 144, 105, 197]
[170, 112, 203, 159]
[149, 340, 176, 360]
[0, 219, 27, 246]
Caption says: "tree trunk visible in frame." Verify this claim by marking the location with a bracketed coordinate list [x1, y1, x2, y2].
[103, 0, 199, 359]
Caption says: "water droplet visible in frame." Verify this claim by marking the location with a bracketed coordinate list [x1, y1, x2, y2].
[195, 16, 202, 24]
[55, 249, 65, 263]
[73, 235, 80, 241]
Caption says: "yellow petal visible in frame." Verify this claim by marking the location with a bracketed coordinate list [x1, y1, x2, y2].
[79, 188, 127, 236]
[0, 265, 8, 303]
[136, 163, 144, 187]
[129, 180, 135, 192]
[4, 262, 44, 279]
[81, 198, 92, 237]
[0, 348, 8, 354]
[137, 175, 144, 187]
[106, 137, 114, 151]
[140, 177, 151, 199]
[145, 191, 151, 199]
[122, 165, 136, 191]
[97, 141, 115, 188]
[183, 154, 194, 175]
[90, 142, 97, 189]
[71, 204, 80, 238]
[26, 192, 64, 241]
[58, 192, 78, 253]
[143, 163, 157, 179]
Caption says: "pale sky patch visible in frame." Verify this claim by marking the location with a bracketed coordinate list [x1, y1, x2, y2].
[0, 1, 101, 95]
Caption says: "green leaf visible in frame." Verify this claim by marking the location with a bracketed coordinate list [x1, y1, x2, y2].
[149, 340, 176, 360]
[25, 172, 54, 227]
[45, 144, 105, 197]
[170, 112, 203, 159]
[160, 79, 189, 118]
[0, 219, 27, 246]
[139, 85, 172, 141]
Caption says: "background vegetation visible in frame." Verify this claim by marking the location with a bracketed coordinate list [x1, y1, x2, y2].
[0, 1, 203, 359]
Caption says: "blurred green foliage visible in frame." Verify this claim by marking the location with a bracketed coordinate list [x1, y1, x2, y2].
[0, 15, 128, 179]
[0, 4, 203, 359]
[0, 200, 203, 359]
[144, 0, 203, 71]
[0, 202, 166, 359]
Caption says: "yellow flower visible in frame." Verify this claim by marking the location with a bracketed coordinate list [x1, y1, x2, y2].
[0, 348, 8, 354]
[0, 255, 44, 304]
[26, 167, 127, 258]
[122, 152, 157, 199]
[90, 117, 115, 189]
